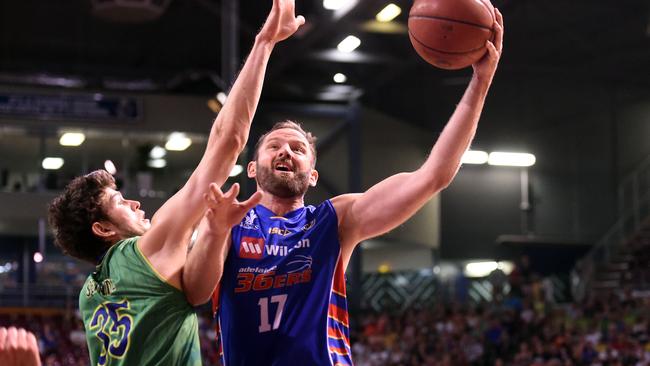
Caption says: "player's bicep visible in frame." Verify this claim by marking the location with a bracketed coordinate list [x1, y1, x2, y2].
[337, 171, 440, 244]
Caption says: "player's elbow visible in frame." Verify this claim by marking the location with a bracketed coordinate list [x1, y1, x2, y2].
[419, 166, 456, 194]
[184, 283, 214, 306]
[186, 292, 211, 307]
[435, 171, 456, 190]
[182, 273, 219, 306]
[228, 133, 247, 154]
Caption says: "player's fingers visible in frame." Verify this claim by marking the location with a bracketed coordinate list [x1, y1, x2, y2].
[485, 40, 498, 58]
[240, 192, 263, 211]
[205, 208, 215, 219]
[6, 327, 17, 349]
[26, 332, 40, 366]
[494, 9, 504, 52]
[16, 328, 28, 366]
[0, 328, 7, 366]
[296, 15, 305, 27]
[0, 327, 7, 350]
[5, 327, 17, 365]
[224, 183, 240, 201]
[495, 8, 503, 28]
[209, 183, 225, 200]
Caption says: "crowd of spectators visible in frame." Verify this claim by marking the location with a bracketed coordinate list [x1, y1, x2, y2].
[2, 255, 649, 365]
[351, 293, 650, 366]
[350, 256, 650, 366]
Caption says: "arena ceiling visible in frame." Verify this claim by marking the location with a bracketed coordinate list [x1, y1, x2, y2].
[0, 0, 649, 129]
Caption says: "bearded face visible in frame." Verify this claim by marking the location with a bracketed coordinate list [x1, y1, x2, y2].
[255, 161, 311, 198]
[251, 127, 318, 199]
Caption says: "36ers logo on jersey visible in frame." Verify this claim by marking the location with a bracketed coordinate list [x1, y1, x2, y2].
[239, 237, 265, 259]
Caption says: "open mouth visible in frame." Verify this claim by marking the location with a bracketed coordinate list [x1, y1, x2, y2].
[274, 162, 292, 172]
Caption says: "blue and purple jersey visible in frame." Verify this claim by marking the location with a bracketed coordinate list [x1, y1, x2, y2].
[212, 201, 353, 366]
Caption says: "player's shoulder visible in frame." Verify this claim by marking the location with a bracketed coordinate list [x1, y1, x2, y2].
[329, 194, 361, 220]
[309, 199, 339, 217]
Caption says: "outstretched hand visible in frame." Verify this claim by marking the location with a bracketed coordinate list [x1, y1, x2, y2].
[473, 8, 504, 84]
[0, 327, 41, 366]
[203, 183, 263, 234]
[258, 0, 305, 44]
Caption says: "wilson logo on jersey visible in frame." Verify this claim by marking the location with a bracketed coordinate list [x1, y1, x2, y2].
[240, 237, 265, 259]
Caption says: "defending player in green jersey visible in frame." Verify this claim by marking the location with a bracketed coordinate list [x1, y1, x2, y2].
[80, 237, 201, 365]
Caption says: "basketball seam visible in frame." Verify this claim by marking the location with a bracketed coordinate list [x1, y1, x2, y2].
[409, 31, 487, 55]
[476, 0, 496, 41]
[476, 0, 496, 23]
[409, 15, 492, 31]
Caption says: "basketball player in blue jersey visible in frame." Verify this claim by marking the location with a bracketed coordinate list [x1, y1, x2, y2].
[183, 6, 504, 366]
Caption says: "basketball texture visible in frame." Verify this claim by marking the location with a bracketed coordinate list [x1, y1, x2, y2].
[408, 0, 495, 70]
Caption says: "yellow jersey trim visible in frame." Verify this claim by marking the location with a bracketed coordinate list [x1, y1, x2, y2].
[134, 239, 183, 291]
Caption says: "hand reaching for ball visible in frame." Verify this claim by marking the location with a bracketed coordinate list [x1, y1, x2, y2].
[472, 8, 504, 84]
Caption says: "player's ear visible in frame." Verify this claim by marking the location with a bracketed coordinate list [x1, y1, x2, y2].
[91, 221, 116, 239]
[308, 169, 318, 187]
[247, 161, 257, 178]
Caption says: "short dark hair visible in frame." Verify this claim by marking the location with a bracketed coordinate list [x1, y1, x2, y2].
[48, 170, 116, 264]
[253, 121, 317, 166]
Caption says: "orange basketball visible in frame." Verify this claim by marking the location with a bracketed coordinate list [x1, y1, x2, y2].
[408, 0, 495, 70]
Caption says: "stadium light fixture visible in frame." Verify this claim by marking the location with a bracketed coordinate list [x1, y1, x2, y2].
[464, 261, 514, 278]
[461, 150, 488, 165]
[33, 252, 44, 263]
[333, 73, 347, 83]
[149, 145, 167, 159]
[59, 132, 86, 147]
[229, 164, 244, 177]
[337, 36, 361, 53]
[376, 4, 401, 22]
[42, 157, 64, 170]
[147, 158, 167, 169]
[488, 152, 536, 167]
[323, 0, 345, 10]
[165, 132, 192, 151]
[104, 160, 117, 175]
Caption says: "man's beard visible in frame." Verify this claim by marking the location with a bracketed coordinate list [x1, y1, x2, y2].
[256, 164, 310, 198]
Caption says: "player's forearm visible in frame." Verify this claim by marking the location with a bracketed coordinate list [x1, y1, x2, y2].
[182, 229, 230, 306]
[206, 37, 275, 157]
[422, 75, 491, 186]
[170, 39, 276, 227]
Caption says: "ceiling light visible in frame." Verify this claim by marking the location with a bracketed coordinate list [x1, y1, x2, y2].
[147, 158, 167, 169]
[323, 0, 345, 10]
[216, 92, 228, 105]
[333, 73, 347, 83]
[33, 252, 43, 263]
[165, 132, 192, 151]
[376, 3, 401, 22]
[104, 160, 117, 175]
[488, 152, 536, 167]
[464, 261, 497, 278]
[59, 132, 85, 146]
[461, 150, 488, 165]
[229, 164, 244, 177]
[149, 145, 167, 159]
[42, 157, 64, 170]
[337, 35, 361, 53]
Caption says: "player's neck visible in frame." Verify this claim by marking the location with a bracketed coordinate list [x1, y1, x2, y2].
[259, 194, 304, 217]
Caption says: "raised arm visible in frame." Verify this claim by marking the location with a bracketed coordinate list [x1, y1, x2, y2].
[333, 10, 504, 264]
[139, 0, 305, 286]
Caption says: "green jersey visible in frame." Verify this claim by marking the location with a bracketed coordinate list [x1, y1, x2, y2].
[79, 237, 202, 366]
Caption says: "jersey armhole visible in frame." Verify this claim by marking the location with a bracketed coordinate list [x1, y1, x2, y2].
[134, 238, 185, 293]
[324, 199, 340, 225]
